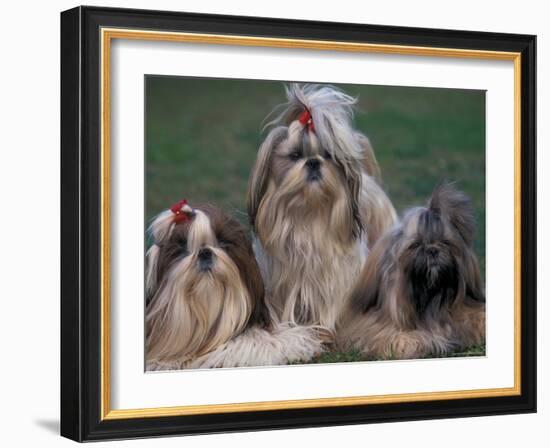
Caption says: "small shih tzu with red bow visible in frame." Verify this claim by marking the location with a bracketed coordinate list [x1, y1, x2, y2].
[247, 84, 396, 332]
[145, 200, 324, 370]
[337, 184, 486, 359]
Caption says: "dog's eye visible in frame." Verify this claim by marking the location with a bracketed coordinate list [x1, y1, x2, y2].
[218, 238, 231, 249]
[288, 150, 303, 161]
[322, 149, 333, 160]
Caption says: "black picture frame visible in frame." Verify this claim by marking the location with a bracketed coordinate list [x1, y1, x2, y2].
[61, 5, 536, 442]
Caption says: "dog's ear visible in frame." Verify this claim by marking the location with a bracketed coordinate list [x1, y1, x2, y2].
[212, 210, 272, 329]
[349, 236, 389, 314]
[247, 126, 287, 229]
[231, 245, 271, 329]
[462, 249, 485, 303]
[429, 183, 476, 246]
[145, 209, 175, 302]
[241, 253, 271, 329]
[354, 131, 381, 182]
[145, 244, 160, 304]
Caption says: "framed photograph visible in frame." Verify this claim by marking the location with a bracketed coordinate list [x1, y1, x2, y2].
[60, 6, 536, 441]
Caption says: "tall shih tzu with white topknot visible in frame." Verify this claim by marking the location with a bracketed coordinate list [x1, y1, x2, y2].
[247, 84, 396, 331]
[145, 200, 324, 370]
[337, 184, 486, 359]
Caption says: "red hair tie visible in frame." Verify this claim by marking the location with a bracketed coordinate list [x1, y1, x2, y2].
[298, 109, 315, 132]
[170, 199, 194, 224]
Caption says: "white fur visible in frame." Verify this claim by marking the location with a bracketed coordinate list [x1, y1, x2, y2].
[146, 322, 325, 370]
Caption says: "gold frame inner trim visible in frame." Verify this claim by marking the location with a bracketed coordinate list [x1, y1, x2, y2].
[100, 27, 522, 420]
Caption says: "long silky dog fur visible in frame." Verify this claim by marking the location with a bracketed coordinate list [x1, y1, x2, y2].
[248, 84, 396, 331]
[145, 202, 324, 370]
[337, 184, 486, 359]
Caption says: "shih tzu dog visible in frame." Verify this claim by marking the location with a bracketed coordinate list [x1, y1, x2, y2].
[337, 184, 486, 359]
[247, 84, 396, 331]
[145, 200, 324, 370]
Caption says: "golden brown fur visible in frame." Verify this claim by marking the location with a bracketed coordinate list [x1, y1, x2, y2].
[248, 84, 395, 330]
[337, 184, 485, 359]
[251, 123, 366, 330]
[248, 84, 396, 331]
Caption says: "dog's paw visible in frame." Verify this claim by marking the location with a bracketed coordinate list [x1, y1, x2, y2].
[390, 333, 424, 359]
[315, 327, 336, 346]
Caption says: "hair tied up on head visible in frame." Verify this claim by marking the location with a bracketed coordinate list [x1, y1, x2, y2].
[298, 109, 315, 132]
[170, 199, 195, 224]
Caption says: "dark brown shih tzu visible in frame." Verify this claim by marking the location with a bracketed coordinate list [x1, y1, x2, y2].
[145, 200, 324, 370]
[337, 184, 485, 359]
[247, 84, 396, 332]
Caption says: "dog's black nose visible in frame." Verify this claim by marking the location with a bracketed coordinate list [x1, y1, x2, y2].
[305, 158, 321, 171]
[198, 247, 213, 270]
[198, 247, 212, 261]
[305, 158, 322, 181]
[426, 247, 438, 257]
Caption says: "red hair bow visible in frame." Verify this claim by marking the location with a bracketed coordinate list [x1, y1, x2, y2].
[170, 199, 193, 224]
[298, 109, 315, 132]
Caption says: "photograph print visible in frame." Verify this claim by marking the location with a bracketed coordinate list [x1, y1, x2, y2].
[144, 77, 486, 371]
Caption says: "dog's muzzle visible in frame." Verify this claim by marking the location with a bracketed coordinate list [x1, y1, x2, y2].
[305, 158, 322, 181]
[197, 247, 214, 271]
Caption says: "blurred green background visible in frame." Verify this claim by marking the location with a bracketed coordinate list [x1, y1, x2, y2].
[145, 76, 486, 360]
[145, 76, 485, 272]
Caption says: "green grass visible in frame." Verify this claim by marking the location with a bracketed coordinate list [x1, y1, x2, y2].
[146, 76, 486, 360]
[302, 344, 486, 364]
